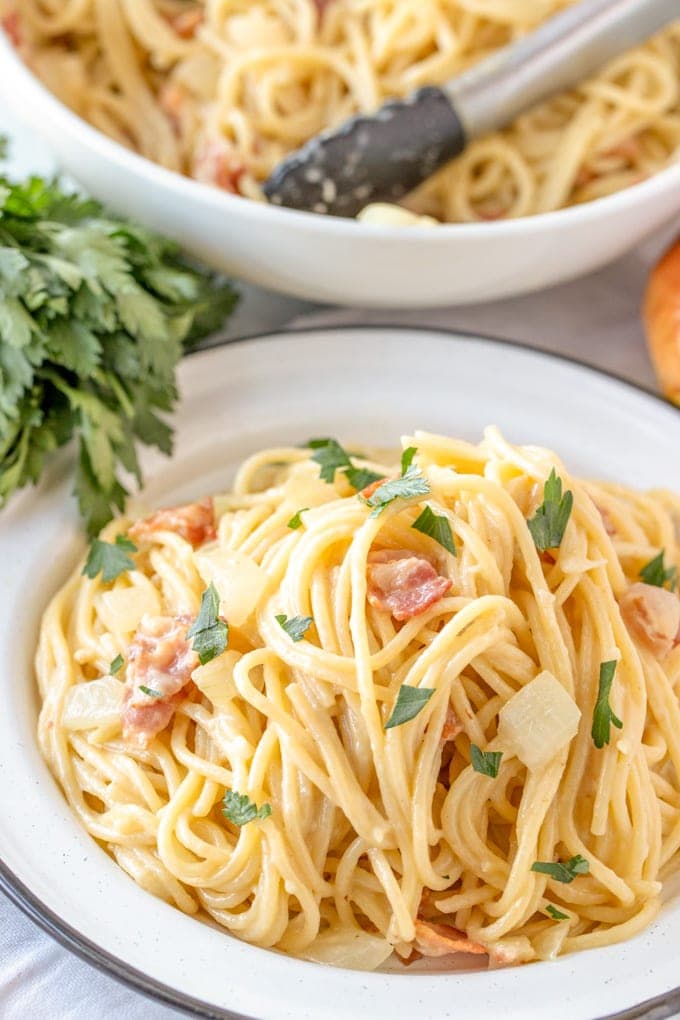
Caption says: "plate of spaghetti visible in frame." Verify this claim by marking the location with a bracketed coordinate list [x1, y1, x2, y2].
[1, 5, 679, 305]
[1, 326, 679, 1020]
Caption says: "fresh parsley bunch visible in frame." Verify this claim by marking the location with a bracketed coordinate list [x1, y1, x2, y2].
[0, 169, 237, 534]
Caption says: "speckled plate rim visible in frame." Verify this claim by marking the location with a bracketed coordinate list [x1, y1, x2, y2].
[1, 325, 679, 1020]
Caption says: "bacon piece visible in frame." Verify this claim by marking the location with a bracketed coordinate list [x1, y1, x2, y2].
[193, 139, 245, 194]
[360, 477, 387, 499]
[367, 549, 451, 622]
[2, 10, 21, 47]
[603, 136, 641, 162]
[122, 615, 198, 745]
[413, 920, 487, 958]
[168, 8, 204, 38]
[159, 81, 187, 135]
[129, 497, 216, 548]
[596, 504, 616, 537]
[477, 206, 507, 221]
[441, 706, 463, 742]
[619, 582, 680, 659]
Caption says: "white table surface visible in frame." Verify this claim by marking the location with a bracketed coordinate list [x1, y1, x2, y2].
[1, 104, 678, 1020]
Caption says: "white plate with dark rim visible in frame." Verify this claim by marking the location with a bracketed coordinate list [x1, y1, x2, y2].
[1, 326, 680, 1020]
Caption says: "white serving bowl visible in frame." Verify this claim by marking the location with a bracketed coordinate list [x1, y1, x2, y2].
[1, 31, 680, 309]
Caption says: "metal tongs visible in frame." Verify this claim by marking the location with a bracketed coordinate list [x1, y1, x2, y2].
[264, 0, 677, 217]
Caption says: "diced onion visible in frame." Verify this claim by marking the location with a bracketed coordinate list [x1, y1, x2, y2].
[193, 650, 241, 709]
[63, 676, 125, 731]
[300, 929, 394, 971]
[195, 546, 266, 626]
[95, 582, 161, 636]
[497, 671, 581, 771]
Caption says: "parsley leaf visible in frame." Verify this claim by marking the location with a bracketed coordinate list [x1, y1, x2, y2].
[384, 685, 435, 729]
[222, 790, 272, 826]
[307, 438, 384, 492]
[401, 447, 417, 474]
[287, 508, 309, 530]
[412, 505, 456, 555]
[639, 551, 677, 592]
[591, 660, 623, 749]
[0, 171, 237, 535]
[344, 466, 384, 491]
[531, 855, 590, 884]
[363, 465, 431, 518]
[470, 744, 503, 778]
[527, 469, 574, 551]
[275, 614, 313, 642]
[109, 654, 125, 676]
[187, 583, 228, 665]
[308, 438, 352, 483]
[82, 534, 137, 583]
[545, 904, 570, 921]
[139, 685, 163, 698]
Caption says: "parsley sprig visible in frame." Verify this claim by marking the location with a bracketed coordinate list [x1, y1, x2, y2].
[222, 790, 272, 826]
[82, 534, 137, 583]
[384, 685, 434, 729]
[109, 654, 125, 676]
[138, 685, 163, 698]
[308, 438, 383, 491]
[412, 505, 456, 555]
[591, 660, 623, 749]
[545, 904, 570, 921]
[276, 614, 313, 642]
[527, 469, 573, 551]
[470, 744, 503, 778]
[531, 855, 589, 884]
[287, 508, 309, 530]
[187, 583, 228, 665]
[639, 551, 677, 592]
[364, 465, 430, 518]
[0, 167, 237, 535]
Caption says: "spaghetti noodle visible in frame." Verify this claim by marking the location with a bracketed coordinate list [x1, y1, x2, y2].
[36, 429, 680, 969]
[3, 2, 680, 222]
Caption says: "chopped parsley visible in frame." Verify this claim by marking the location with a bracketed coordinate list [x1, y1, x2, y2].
[363, 465, 431, 518]
[344, 466, 384, 491]
[401, 447, 417, 474]
[639, 551, 677, 592]
[82, 534, 137, 583]
[470, 744, 503, 778]
[531, 855, 590, 884]
[109, 654, 125, 676]
[527, 469, 574, 551]
[222, 790, 272, 826]
[187, 582, 228, 665]
[384, 685, 435, 729]
[307, 438, 383, 491]
[591, 660, 623, 749]
[138, 685, 163, 698]
[412, 505, 456, 555]
[545, 904, 570, 921]
[287, 508, 309, 530]
[275, 614, 313, 642]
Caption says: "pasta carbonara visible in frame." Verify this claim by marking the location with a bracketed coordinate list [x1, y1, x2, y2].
[3, 2, 680, 222]
[37, 429, 680, 970]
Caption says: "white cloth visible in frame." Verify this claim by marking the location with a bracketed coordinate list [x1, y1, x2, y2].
[1, 106, 678, 1020]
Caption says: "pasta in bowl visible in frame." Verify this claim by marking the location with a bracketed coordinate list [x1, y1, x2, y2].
[1, 3, 680, 305]
[5, 1, 680, 223]
[37, 428, 680, 972]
